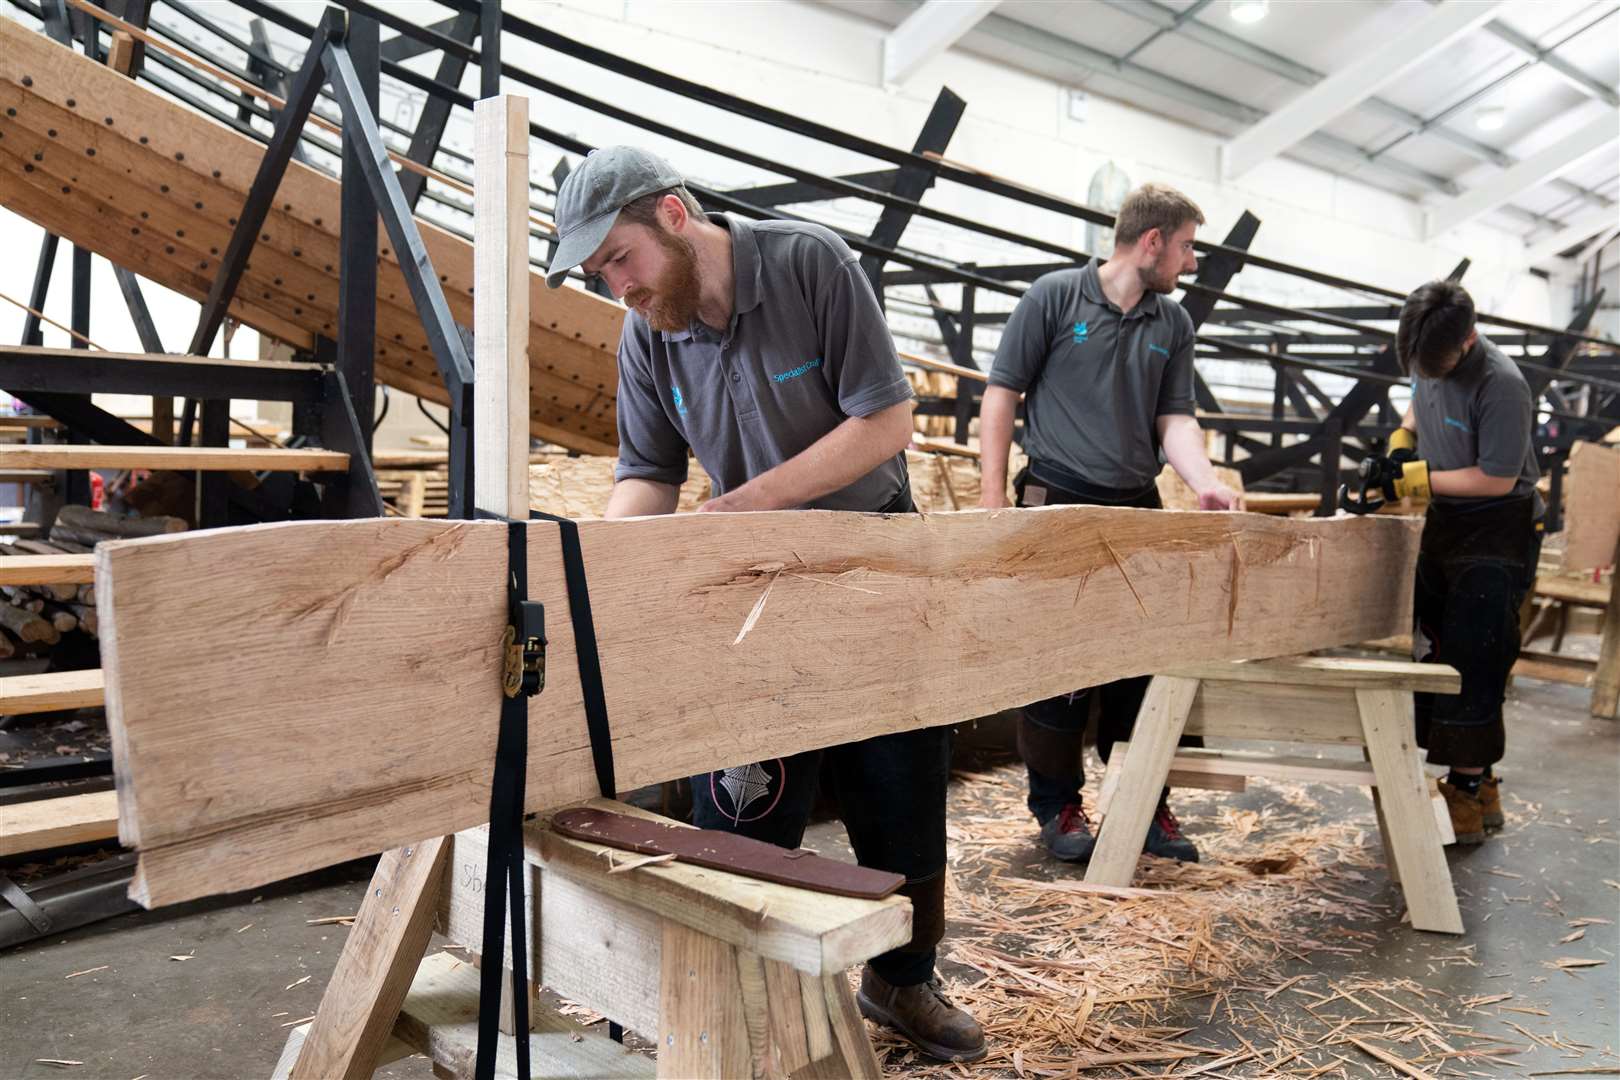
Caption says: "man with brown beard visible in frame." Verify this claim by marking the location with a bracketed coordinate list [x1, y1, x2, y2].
[544, 146, 986, 1063]
[977, 183, 1239, 868]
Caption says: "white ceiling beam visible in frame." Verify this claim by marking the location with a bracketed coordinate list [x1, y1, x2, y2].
[1575, 224, 1620, 262]
[1220, 0, 1514, 181]
[1525, 206, 1620, 267]
[1426, 112, 1619, 239]
[882, 0, 1001, 87]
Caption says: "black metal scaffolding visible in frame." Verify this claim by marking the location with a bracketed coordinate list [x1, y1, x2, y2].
[4, 0, 1617, 522]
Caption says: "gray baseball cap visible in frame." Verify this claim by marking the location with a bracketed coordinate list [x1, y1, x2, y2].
[544, 146, 683, 289]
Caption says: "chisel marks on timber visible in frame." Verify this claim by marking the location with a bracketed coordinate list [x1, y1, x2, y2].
[1101, 536, 1148, 618]
[1072, 567, 1095, 609]
[1312, 536, 1322, 608]
[1227, 539, 1244, 638]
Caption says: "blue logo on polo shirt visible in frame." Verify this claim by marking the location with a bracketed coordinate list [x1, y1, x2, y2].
[772, 357, 822, 383]
[1073, 321, 1089, 344]
[1444, 416, 1470, 433]
[672, 386, 688, 418]
[1146, 343, 1169, 358]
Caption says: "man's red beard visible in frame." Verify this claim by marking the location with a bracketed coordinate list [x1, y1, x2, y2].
[625, 229, 702, 333]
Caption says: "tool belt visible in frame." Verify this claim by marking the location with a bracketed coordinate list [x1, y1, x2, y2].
[1015, 459, 1162, 510]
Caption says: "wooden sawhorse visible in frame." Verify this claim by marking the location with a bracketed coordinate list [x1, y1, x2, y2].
[1085, 656, 1466, 935]
[273, 799, 909, 1079]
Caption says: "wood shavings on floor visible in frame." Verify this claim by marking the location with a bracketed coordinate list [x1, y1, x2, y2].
[871, 760, 1620, 1079]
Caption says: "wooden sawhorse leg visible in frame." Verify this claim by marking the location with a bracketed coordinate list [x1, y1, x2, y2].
[280, 838, 448, 1079]
[658, 922, 880, 1079]
[1085, 675, 1201, 887]
[1356, 690, 1463, 934]
[1593, 544, 1620, 720]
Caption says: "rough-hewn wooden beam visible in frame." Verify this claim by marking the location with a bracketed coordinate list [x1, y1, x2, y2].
[98, 508, 1421, 906]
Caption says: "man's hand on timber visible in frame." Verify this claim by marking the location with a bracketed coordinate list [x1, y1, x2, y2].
[979, 487, 1011, 510]
[698, 485, 772, 513]
[1196, 484, 1243, 511]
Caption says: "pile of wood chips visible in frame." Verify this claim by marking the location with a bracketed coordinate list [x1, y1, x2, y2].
[866, 761, 1618, 1079]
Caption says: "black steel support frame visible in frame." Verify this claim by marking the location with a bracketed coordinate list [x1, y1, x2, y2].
[19, 234, 58, 348]
[860, 87, 966, 306]
[5, 8, 379, 524]
[8, 0, 1616, 516]
[0, 348, 328, 400]
[100, 0, 1619, 383]
[323, 31, 474, 516]
[164, 5, 471, 518]
[8, 391, 286, 520]
[396, 8, 479, 210]
[20, 0, 1617, 372]
[0, 852, 140, 951]
[337, 10, 379, 471]
[306, 0, 1619, 499]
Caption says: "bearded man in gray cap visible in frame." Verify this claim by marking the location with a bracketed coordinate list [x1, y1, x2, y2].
[545, 145, 985, 1063]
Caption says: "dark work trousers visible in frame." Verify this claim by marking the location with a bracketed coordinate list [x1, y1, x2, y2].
[1413, 495, 1540, 768]
[688, 485, 950, 989]
[1013, 461, 1204, 824]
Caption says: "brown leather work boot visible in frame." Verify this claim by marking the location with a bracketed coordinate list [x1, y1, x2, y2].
[1478, 775, 1504, 831]
[857, 966, 987, 1063]
[1438, 779, 1486, 845]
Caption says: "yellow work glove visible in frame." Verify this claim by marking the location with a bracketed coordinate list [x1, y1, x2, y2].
[1392, 459, 1430, 500]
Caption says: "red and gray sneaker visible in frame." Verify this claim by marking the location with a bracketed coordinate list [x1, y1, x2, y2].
[1038, 803, 1096, 863]
[1144, 804, 1199, 862]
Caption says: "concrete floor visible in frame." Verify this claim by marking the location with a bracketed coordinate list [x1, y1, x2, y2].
[2, 672, 1616, 1079]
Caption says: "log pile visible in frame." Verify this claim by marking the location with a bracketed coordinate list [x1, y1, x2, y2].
[0, 508, 184, 652]
[0, 542, 95, 651]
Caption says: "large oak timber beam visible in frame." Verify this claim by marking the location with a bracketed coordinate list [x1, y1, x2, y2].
[98, 507, 1421, 907]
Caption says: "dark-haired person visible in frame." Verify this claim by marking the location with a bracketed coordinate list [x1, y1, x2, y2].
[1362, 280, 1541, 843]
[978, 183, 1240, 866]
[543, 146, 985, 1062]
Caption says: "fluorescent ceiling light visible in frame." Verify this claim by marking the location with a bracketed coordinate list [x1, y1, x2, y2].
[1475, 104, 1505, 131]
[1230, 0, 1269, 24]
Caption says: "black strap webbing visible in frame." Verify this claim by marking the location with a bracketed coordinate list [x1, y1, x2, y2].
[531, 510, 616, 800]
[470, 511, 617, 1080]
[475, 518, 532, 1080]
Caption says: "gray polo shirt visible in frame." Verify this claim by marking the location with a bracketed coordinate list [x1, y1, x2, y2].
[1411, 332, 1541, 511]
[988, 260, 1196, 489]
[613, 214, 914, 511]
